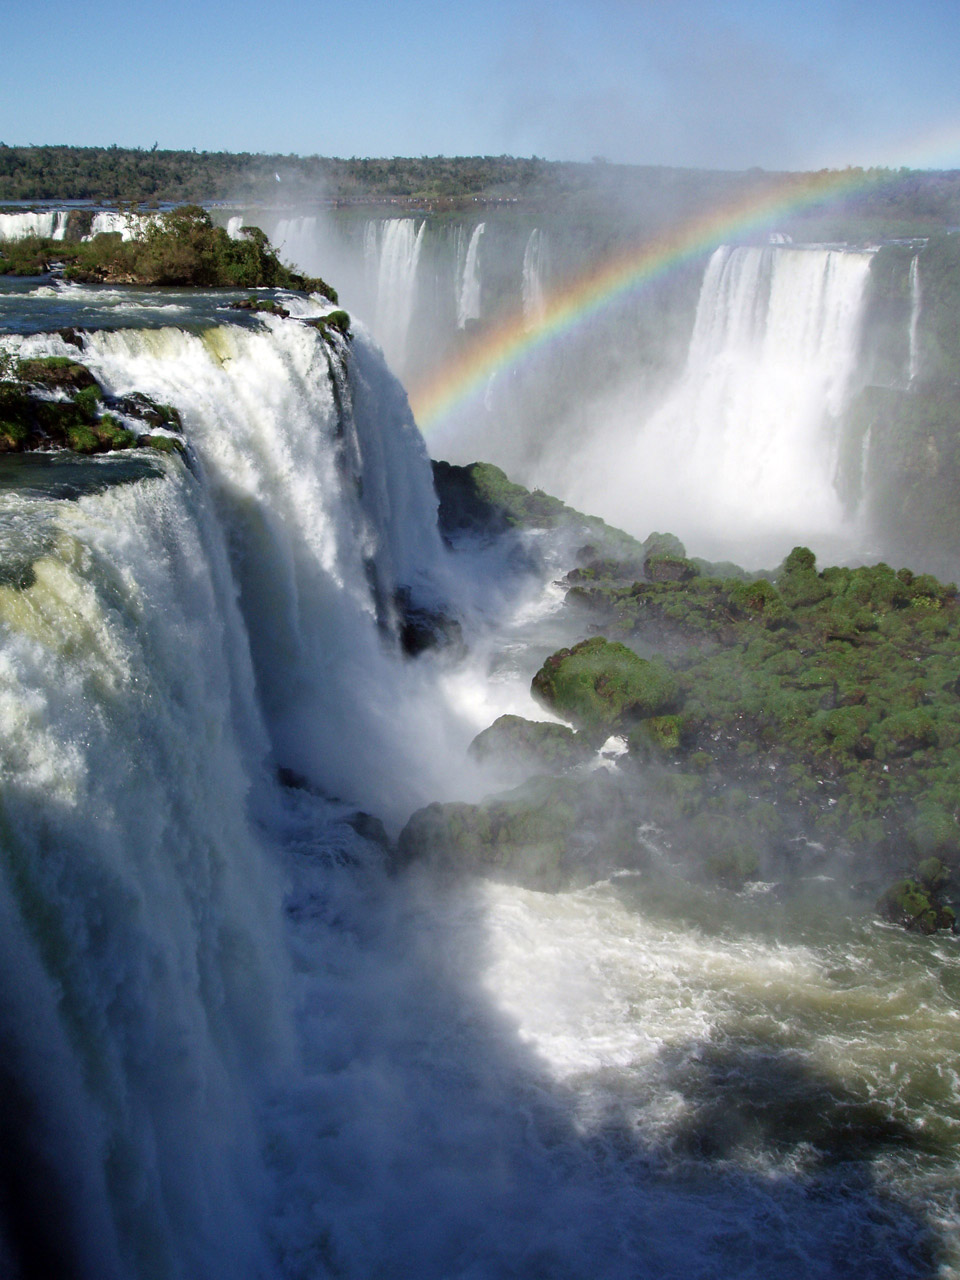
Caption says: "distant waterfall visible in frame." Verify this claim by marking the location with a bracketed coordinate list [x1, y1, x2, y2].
[225, 214, 245, 240]
[907, 254, 922, 385]
[457, 222, 485, 328]
[85, 211, 150, 241]
[563, 244, 873, 564]
[522, 229, 547, 329]
[272, 215, 320, 272]
[0, 210, 68, 240]
[364, 218, 426, 372]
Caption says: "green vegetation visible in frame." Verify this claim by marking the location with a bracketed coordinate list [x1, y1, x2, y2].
[397, 772, 640, 892]
[531, 636, 679, 737]
[2, 147, 960, 240]
[469, 714, 592, 777]
[0, 356, 184, 456]
[432, 459, 648, 561]
[876, 858, 956, 933]
[410, 465, 960, 919]
[0, 206, 337, 296]
[304, 309, 352, 340]
[550, 543, 960, 898]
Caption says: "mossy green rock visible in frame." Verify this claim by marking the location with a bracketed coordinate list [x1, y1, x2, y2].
[645, 554, 697, 583]
[629, 713, 684, 756]
[876, 877, 956, 933]
[16, 356, 98, 392]
[531, 636, 680, 735]
[396, 773, 641, 891]
[468, 714, 592, 777]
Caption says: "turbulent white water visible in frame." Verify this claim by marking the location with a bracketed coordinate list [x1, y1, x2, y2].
[457, 222, 485, 329]
[0, 210, 68, 241]
[559, 244, 874, 565]
[1, 282, 959, 1279]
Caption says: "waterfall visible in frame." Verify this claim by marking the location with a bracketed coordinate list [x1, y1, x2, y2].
[0, 415, 284, 1278]
[225, 214, 245, 240]
[85, 212, 150, 241]
[271, 215, 320, 273]
[457, 222, 485, 329]
[72, 318, 452, 820]
[907, 253, 922, 385]
[564, 244, 874, 565]
[363, 218, 426, 373]
[0, 270, 955, 1279]
[0, 313, 467, 1277]
[0, 210, 68, 241]
[521, 229, 547, 330]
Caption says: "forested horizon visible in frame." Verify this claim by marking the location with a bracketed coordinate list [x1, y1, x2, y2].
[1, 144, 959, 234]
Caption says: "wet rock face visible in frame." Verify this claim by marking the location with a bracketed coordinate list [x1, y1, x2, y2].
[392, 586, 464, 657]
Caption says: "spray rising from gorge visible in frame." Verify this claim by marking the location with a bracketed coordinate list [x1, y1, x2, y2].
[2, 172, 960, 1277]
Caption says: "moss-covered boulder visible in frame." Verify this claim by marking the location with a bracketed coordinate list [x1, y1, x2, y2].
[645, 554, 697, 583]
[468, 714, 593, 777]
[628, 713, 685, 757]
[230, 296, 290, 318]
[16, 356, 98, 392]
[113, 392, 182, 432]
[0, 360, 183, 457]
[396, 772, 641, 891]
[876, 871, 956, 933]
[304, 309, 352, 339]
[531, 636, 680, 736]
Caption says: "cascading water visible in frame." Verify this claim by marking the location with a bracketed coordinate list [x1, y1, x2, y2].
[1, 271, 959, 1279]
[0, 303, 505, 1279]
[0, 210, 68, 241]
[521, 228, 547, 330]
[271, 216, 320, 274]
[457, 222, 485, 329]
[908, 254, 922, 385]
[84, 212, 151, 241]
[364, 219, 426, 373]
[563, 244, 874, 565]
[0, 421, 287, 1279]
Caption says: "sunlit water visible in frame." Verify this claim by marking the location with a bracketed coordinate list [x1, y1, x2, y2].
[0, 279, 957, 1278]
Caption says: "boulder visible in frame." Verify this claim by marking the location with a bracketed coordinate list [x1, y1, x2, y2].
[396, 772, 642, 891]
[468, 714, 592, 777]
[531, 636, 680, 736]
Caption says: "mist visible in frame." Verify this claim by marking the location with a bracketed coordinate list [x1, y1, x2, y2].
[216, 165, 941, 575]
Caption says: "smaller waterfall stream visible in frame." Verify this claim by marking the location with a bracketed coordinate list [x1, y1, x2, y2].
[907, 254, 922, 385]
[0, 210, 68, 241]
[457, 223, 485, 329]
[365, 219, 426, 373]
[522, 228, 547, 330]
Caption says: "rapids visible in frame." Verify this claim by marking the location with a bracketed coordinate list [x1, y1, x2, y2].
[0, 276, 957, 1279]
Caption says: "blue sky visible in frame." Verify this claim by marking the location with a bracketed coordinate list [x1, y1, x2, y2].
[4, 0, 960, 169]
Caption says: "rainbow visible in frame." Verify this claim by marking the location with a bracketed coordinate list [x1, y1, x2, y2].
[409, 165, 897, 433]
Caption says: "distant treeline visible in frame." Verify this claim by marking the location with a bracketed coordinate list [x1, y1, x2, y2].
[1, 146, 959, 239]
